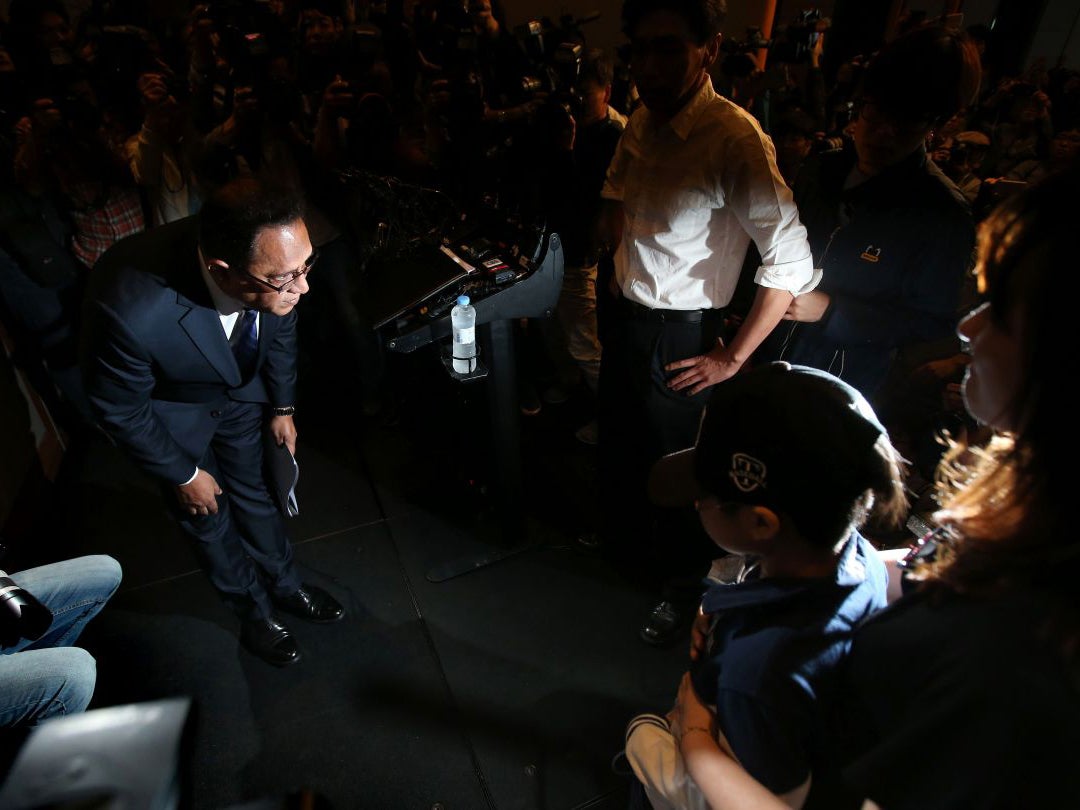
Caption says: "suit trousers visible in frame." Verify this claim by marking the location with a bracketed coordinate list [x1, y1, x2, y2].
[169, 400, 301, 620]
[597, 301, 724, 586]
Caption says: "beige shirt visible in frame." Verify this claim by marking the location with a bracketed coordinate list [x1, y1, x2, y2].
[602, 80, 815, 310]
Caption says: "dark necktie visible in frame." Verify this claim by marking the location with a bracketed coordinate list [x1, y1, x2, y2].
[230, 308, 259, 380]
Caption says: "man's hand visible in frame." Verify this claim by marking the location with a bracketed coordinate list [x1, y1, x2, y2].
[176, 469, 223, 516]
[555, 108, 576, 151]
[689, 606, 710, 661]
[269, 414, 297, 456]
[665, 340, 743, 396]
[320, 75, 356, 119]
[782, 289, 830, 322]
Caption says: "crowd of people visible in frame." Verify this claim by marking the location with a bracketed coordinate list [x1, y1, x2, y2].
[1, 0, 1078, 807]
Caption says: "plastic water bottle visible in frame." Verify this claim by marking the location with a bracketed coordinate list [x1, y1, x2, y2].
[451, 294, 477, 374]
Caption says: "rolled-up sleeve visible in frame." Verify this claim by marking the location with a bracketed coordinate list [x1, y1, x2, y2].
[723, 131, 815, 294]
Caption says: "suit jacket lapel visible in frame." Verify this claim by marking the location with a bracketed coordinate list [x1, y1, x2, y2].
[171, 235, 242, 386]
[177, 299, 242, 386]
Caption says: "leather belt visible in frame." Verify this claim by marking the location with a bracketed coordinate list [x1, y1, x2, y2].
[618, 296, 718, 324]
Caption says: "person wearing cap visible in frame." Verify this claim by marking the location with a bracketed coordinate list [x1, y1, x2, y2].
[595, 0, 816, 644]
[761, 25, 981, 408]
[624, 361, 907, 809]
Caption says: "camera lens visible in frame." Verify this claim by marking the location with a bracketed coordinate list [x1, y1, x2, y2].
[0, 572, 54, 647]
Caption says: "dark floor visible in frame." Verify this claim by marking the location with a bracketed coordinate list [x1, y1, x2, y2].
[8, 332, 690, 810]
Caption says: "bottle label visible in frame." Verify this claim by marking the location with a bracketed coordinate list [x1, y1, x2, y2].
[453, 326, 475, 345]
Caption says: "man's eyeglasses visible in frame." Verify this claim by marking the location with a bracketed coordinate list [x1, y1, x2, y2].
[242, 249, 319, 294]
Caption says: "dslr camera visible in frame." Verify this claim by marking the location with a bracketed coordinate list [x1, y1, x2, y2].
[0, 570, 53, 649]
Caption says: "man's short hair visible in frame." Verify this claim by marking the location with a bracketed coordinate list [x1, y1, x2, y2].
[580, 48, 615, 88]
[197, 179, 306, 271]
[621, 0, 727, 44]
[860, 25, 981, 125]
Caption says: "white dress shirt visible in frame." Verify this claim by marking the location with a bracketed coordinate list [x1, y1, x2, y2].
[199, 260, 260, 341]
[602, 80, 816, 310]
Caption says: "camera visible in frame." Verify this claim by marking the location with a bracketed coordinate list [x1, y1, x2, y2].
[770, 9, 829, 65]
[513, 12, 599, 100]
[0, 570, 53, 649]
[721, 8, 830, 68]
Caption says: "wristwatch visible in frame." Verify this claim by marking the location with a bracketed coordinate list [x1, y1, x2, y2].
[272, 406, 296, 417]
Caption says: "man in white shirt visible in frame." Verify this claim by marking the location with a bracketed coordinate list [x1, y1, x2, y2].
[596, 0, 815, 645]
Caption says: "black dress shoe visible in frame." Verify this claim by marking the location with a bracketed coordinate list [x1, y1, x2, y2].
[639, 600, 686, 647]
[241, 617, 301, 667]
[273, 584, 345, 624]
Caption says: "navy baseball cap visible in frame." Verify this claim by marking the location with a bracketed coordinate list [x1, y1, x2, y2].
[648, 363, 889, 542]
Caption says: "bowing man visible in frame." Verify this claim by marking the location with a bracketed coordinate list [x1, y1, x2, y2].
[83, 178, 345, 667]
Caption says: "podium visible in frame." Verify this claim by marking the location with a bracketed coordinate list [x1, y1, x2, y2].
[372, 228, 564, 580]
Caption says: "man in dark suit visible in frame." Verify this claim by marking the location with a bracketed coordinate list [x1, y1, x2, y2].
[82, 178, 344, 667]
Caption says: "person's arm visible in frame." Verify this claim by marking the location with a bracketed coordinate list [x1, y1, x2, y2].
[597, 129, 630, 296]
[667, 122, 814, 394]
[312, 76, 354, 171]
[13, 101, 60, 196]
[786, 207, 974, 348]
[666, 285, 793, 395]
[875, 547, 910, 604]
[82, 291, 222, 513]
[669, 673, 807, 809]
[260, 310, 299, 454]
[128, 73, 175, 187]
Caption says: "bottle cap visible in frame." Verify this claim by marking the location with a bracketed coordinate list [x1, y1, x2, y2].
[457, 295, 470, 306]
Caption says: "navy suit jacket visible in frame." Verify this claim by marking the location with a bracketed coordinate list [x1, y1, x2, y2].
[82, 217, 298, 485]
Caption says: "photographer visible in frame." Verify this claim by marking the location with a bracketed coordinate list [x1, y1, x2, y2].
[469, 0, 543, 125]
[535, 49, 627, 436]
[0, 555, 121, 728]
[126, 69, 203, 225]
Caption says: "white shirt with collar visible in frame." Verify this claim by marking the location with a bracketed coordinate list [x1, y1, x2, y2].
[199, 259, 260, 341]
[602, 79, 816, 311]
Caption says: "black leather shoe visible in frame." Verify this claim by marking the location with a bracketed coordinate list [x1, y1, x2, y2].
[273, 584, 345, 624]
[241, 617, 301, 666]
[639, 601, 686, 647]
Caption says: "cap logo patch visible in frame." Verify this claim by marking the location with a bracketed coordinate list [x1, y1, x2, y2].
[730, 453, 767, 493]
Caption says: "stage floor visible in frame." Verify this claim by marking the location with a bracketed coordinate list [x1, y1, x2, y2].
[15, 334, 689, 810]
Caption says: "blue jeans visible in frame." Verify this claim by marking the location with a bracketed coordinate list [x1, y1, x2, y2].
[0, 556, 122, 728]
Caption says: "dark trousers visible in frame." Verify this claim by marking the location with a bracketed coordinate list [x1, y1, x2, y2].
[597, 299, 724, 590]
[168, 400, 301, 620]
